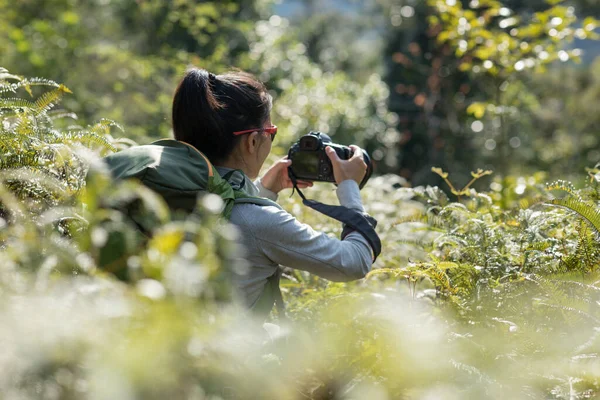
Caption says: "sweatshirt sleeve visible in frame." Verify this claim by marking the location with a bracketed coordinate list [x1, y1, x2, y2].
[236, 180, 373, 282]
[254, 178, 278, 201]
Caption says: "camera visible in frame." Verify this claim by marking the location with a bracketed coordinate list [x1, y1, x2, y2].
[288, 131, 373, 189]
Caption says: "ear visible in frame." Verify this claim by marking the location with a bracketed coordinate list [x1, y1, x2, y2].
[245, 131, 261, 155]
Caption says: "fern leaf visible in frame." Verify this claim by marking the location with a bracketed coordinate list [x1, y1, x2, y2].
[546, 180, 579, 198]
[0, 168, 67, 199]
[63, 131, 117, 152]
[392, 213, 426, 225]
[442, 202, 472, 215]
[546, 198, 600, 234]
[0, 78, 60, 95]
[520, 195, 544, 209]
[0, 182, 26, 220]
[0, 98, 36, 110]
[48, 110, 78, 121]
[20, 77, 61, 96]
[0, 70, 22, 82]
[396, 237, 435, 248]
[537, 302, 600, 323]
[87, 118, 124, 135]
[32, 85, 71, 114]
[526, 241, 552, 252]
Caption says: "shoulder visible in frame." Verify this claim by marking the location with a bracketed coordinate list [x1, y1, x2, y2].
[230, 203, 296, 231]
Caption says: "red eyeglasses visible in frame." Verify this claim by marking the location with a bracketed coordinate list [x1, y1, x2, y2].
[233, 125, 277, 141]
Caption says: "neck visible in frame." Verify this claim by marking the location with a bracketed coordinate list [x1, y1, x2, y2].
[217, 155, 254, 179]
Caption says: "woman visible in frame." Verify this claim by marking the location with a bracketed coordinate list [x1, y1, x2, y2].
[172, 68, 377, 313]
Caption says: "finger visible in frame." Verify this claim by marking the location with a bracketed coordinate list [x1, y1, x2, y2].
[275, 159, 292, 170]
[297, 182, 312, 188]
[349, 145, 363, 160]
[297, 180, 313, 187]
[326, 146, 341, 162]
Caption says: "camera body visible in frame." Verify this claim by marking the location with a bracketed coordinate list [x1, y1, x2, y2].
[288, 131, 372, 189]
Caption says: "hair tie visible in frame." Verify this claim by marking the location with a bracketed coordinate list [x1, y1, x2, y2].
[208, 72, 217, 82]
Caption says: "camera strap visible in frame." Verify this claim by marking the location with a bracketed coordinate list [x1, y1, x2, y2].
[288, 171, 381, 261]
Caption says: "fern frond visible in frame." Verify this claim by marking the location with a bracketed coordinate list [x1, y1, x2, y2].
[48, 110, 78, 121]
[392, 213, 426, 225]
[0, 181, 26, 219]
[537, 302, 600, 323]
[520, 195, 544, 209]
[0, 168, 67, 198]
[434, 234, 469, 248]
[20, 77, 61, 96]
[526, 241, 552, 252]
[545, 198, 600, 234]
[450, 360, 495, 385]
[32, 85, 71, 114]
[63, 131, 117, 152]
[0, 78, 60, 95]
[396, 237, 435, 248]
[543, 279, 600, 293]
[546, 180, 579, 198]
[13, 112, 39, 136]
[0, 70, 22, 82]
[0, 97, 36, 110]
[87, 118, 124, 136]
[442, 202, 472, 215]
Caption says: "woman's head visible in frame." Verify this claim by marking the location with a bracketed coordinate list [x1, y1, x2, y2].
[172, 68, 274, 175]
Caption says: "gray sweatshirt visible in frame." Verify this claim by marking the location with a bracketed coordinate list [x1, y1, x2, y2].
[216, 167, 374, 308]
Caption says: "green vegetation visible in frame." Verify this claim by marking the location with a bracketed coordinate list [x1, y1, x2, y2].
[2, 67, 600, 399]
[2, 0, 600, 398]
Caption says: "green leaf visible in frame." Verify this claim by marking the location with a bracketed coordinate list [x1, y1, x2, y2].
[467, 102, 486, 119]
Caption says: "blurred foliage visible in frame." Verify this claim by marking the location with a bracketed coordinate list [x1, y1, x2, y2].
[2, 1, 600, 398]
[429, 0, 600, 180]
[0, 0, 270, 142]
[0, 0, 400, 169]
[361, 0, 600, 185]
[238, 16, 399, 165]
[2, 0, 598, 182]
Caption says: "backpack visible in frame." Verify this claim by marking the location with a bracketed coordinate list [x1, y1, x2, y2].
[103, 139, 284, 316]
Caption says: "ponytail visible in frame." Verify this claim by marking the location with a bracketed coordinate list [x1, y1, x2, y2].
[172, 68, 272, 164]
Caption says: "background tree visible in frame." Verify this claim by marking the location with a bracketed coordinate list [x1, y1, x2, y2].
[0, 0, 268, 140]
[378, 0, 600, 185]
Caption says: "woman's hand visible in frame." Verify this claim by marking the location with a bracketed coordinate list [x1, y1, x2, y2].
[260, 157, 314, 194]
[326, 145, 367, 185]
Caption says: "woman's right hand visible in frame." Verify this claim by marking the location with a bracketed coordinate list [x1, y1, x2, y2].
[325, 145, 367, 186]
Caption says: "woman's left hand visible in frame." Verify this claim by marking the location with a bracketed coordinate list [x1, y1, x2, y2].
[260, 157, 313, 194]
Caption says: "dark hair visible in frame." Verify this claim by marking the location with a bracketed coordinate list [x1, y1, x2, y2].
[171, 68, 272, 163]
